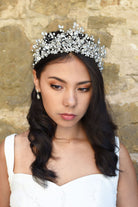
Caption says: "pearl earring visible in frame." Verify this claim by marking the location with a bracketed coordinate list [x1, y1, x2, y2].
[36, 89, 40, 100]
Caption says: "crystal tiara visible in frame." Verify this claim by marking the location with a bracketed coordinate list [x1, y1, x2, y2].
[32, 22, 106, 71]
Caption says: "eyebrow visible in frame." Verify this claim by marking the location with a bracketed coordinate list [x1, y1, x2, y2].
[48, 76, 92, 85]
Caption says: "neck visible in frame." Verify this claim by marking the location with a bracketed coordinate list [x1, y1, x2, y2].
[53, 136, 81, 143]
[54, 122, 87, 142]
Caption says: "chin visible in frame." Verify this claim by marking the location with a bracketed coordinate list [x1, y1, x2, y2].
[56, 120, 81, 129]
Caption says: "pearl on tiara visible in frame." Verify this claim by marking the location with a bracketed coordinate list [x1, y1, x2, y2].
[32, 22, 106, 71]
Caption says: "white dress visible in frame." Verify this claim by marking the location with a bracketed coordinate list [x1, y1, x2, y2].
[4, 134, 120, 207]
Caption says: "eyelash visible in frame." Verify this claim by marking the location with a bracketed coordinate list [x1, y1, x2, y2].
[50, 84, 90, 92]
[50, 84, 62, 90]
[77, 87, 90, 92]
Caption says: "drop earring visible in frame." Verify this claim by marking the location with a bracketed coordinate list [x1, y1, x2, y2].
[36, 89, 40, 100]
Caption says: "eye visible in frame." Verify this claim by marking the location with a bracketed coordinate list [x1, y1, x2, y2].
[78, 87, 90, 92]
[50, 84, 63, 90]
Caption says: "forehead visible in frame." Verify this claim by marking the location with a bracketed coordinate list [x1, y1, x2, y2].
[41, 56, 91, 81]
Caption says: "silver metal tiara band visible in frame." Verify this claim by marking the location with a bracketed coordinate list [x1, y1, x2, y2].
[32, 22, 106, 71]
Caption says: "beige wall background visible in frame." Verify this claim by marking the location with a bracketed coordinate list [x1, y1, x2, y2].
[0, 0, 138, 177]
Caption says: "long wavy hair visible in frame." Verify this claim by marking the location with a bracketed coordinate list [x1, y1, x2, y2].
[27, 51, 118, 186]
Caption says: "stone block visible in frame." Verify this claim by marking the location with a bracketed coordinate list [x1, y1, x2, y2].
[0, 107, 29, 142]
[133, 161, 138, 181]
[111, 103, 138, 152]
[130, 153, 138, 163]
[103, 63, 120, 94]
[118, 125, 138, 152]
[0, 0, 18, 12]
[31, 0, 87, 16]
[112, 103, 138, 126]
[0, 26, 33, 109]
[130, 154, 138, 180]
[0, 120, 24, 142]
[100, 0, 120, 7]
[130, 154, 138, 181]
[88, 16, 126, 29]
[131, 29, 138, 35]
[45, 19, 75, 33]
[70, 0, 87, 8]
[70, 0, 86, 2]
[88, 31, 113, 48]
[31, 0, 71, 16]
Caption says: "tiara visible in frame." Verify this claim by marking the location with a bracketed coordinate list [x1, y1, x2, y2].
[32, 22, 106, 71]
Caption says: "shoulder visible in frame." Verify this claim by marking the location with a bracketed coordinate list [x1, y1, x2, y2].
[119, 142, 134, 171]
[14, 131, 32, 158]
[117, 142, 138, 207]
[0, 132, 29, 161]
[0, 141, 6, 178]
[119, 142, 129, 160]
[0, 136, 10, 174]
[0, 139, 11, 206]
[14, 132, 34, 172]
[14, 131, 30, 148]
[0, 139, 6, 162]
[119, 142, 137, 180]
[0, 134, 15, 162]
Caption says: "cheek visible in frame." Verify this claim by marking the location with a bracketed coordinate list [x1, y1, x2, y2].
[41, 95, 55, 118]
[41, 93, 53, 107]
[84, 90, 92, 104]
[40, 90, 60, 112]
[79, 93, 92, 113]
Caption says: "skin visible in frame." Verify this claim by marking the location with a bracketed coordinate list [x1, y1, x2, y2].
[0, 55, 138, 207]
[34, 55, 92, 138]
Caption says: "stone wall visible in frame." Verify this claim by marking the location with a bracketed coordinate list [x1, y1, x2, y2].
[0, 0, 138, 177]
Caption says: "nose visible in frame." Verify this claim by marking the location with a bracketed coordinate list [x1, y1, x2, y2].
[63, 89, 77, 108]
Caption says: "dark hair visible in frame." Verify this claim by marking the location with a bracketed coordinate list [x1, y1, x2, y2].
[27, 52, 118, 186]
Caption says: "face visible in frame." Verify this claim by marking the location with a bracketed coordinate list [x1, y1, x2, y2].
[33, 56, 92, 129]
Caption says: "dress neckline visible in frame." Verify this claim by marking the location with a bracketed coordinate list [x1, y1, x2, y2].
[13, 172, 104, 188]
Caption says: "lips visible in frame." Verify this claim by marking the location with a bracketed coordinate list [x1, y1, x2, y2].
[60, 113, 76, 121]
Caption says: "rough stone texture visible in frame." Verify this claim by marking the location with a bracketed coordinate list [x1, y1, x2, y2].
[91, 31, 113, 48]
[133, 161, 138, 181]
[0, 0, 137, 177]
[0, 120, 18, 140]
[130, 153, 138, 163]
[31, 0, 71, 16]
[119, 0, 138, 7]
[88, 16, 126, 29]
[131, 29, 138, 35]
[101, 0, 120, 7]
[0, 26, 33, 109]
[0, 0, 18, 12]
[0, 107, 29, 140]
[31, 0, 86, 16]
[111, 103, 138, 152]
[45, 19, 75, 33]
[130, 153, 138, 181]
[103, 63, 120, 94]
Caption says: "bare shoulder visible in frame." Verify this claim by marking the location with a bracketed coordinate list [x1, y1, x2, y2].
[0, 139, 11, 206]
[14, 131, 32, 159]
[119, 142, 137, 175]
[0, 139, 6, 162]
[0, 136, 10, 171]
[117, 142, 138, 207]
[0, 131, 29, 156]
[15, 131, 30, 145]
[119, 143, 133, 165]
[14, 132, 34, 174]
[0, 131, 31, 166]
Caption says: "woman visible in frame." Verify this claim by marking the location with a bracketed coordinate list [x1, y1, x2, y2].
[0, 23, 137, 207]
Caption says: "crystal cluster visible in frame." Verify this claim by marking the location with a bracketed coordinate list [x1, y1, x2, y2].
[32, 22, 106, 71]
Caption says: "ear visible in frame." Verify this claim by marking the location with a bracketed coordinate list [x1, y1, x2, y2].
[33, 70, 41, 92]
